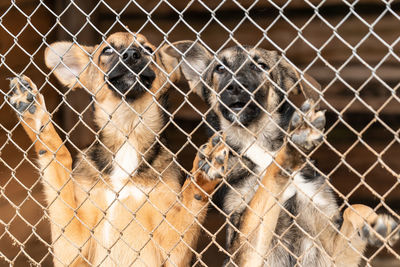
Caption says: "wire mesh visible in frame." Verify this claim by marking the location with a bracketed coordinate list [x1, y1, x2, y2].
[0, 0, 399, 266]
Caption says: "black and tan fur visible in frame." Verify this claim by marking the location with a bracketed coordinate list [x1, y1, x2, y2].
[7, 33, 222, 266]
[166, 42, 400, 266]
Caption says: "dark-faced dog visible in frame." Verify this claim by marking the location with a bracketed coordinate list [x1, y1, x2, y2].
[166, 42, 400, 266]
[7, 32, 222, 266]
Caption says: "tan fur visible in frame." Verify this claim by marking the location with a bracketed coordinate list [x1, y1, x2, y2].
[10, 32, 219, 266]
[231, 145, 294, 267]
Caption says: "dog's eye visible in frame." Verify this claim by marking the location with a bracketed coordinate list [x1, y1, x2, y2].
[250, 62, 269, 72]
[102, 46, 113, 55]
[258, 62, 269, 71]
[215, 64, 226, 74]
[144, 46, 154, 55]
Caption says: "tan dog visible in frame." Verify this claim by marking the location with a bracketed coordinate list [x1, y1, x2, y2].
[8, 32, 221, 266]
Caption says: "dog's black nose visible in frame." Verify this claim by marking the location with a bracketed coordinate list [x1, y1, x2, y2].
[122, 48, 141, 62]
[226, 81, 248, 95]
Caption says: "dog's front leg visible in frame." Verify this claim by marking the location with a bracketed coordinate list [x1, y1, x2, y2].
[8, 76, 91, 266]
[330, 204, 400, 267]
[157, 135, 225, 266]
[228, 100, 326, 267]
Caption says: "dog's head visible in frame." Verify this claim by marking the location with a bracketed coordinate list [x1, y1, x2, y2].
[45, 32, 178, 105]
[165, 41, 320, 129]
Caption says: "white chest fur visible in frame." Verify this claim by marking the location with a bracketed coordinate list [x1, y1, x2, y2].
[110, 142, 139, 180]
[102, 141, 145, 246]
[243, 142, 328, 207]
[243, 142, 274, 173]
[282, 173, 329, 206]
[107, 141, 148, 201]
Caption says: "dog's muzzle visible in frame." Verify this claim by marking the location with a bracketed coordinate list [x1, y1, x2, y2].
[218, 79, 263, 125]
[106, 50, 156, 100]
[221, 81, 252, 113]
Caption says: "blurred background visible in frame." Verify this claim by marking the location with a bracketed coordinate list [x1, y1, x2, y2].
[0, 0, 399, 266]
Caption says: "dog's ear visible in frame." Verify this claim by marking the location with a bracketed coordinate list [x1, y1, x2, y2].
[294, 71, 321, 103]
[276, 58, 321, 106]
[163, 41, 212, 97]
[45, 42, 94, 89]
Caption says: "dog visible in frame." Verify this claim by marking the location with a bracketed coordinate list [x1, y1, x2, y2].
[165, 42, 400, 266]
[7, 32, 223, 267]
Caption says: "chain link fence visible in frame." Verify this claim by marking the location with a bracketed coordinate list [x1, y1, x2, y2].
[0, 0, 399, 266]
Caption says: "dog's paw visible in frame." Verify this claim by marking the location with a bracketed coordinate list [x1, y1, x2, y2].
[361, 214, 400, 247]
[195, 133, 229, 181]
[8, 76, 47, 131]
[290, 99, 325, 151]
[8, 76, 46, 116]
[9, 76, 38, 115]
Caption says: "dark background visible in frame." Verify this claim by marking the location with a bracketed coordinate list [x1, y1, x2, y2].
[0, 0, 399, 266]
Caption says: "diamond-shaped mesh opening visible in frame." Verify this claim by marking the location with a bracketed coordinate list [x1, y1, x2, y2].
[1, 1, 399, 266]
